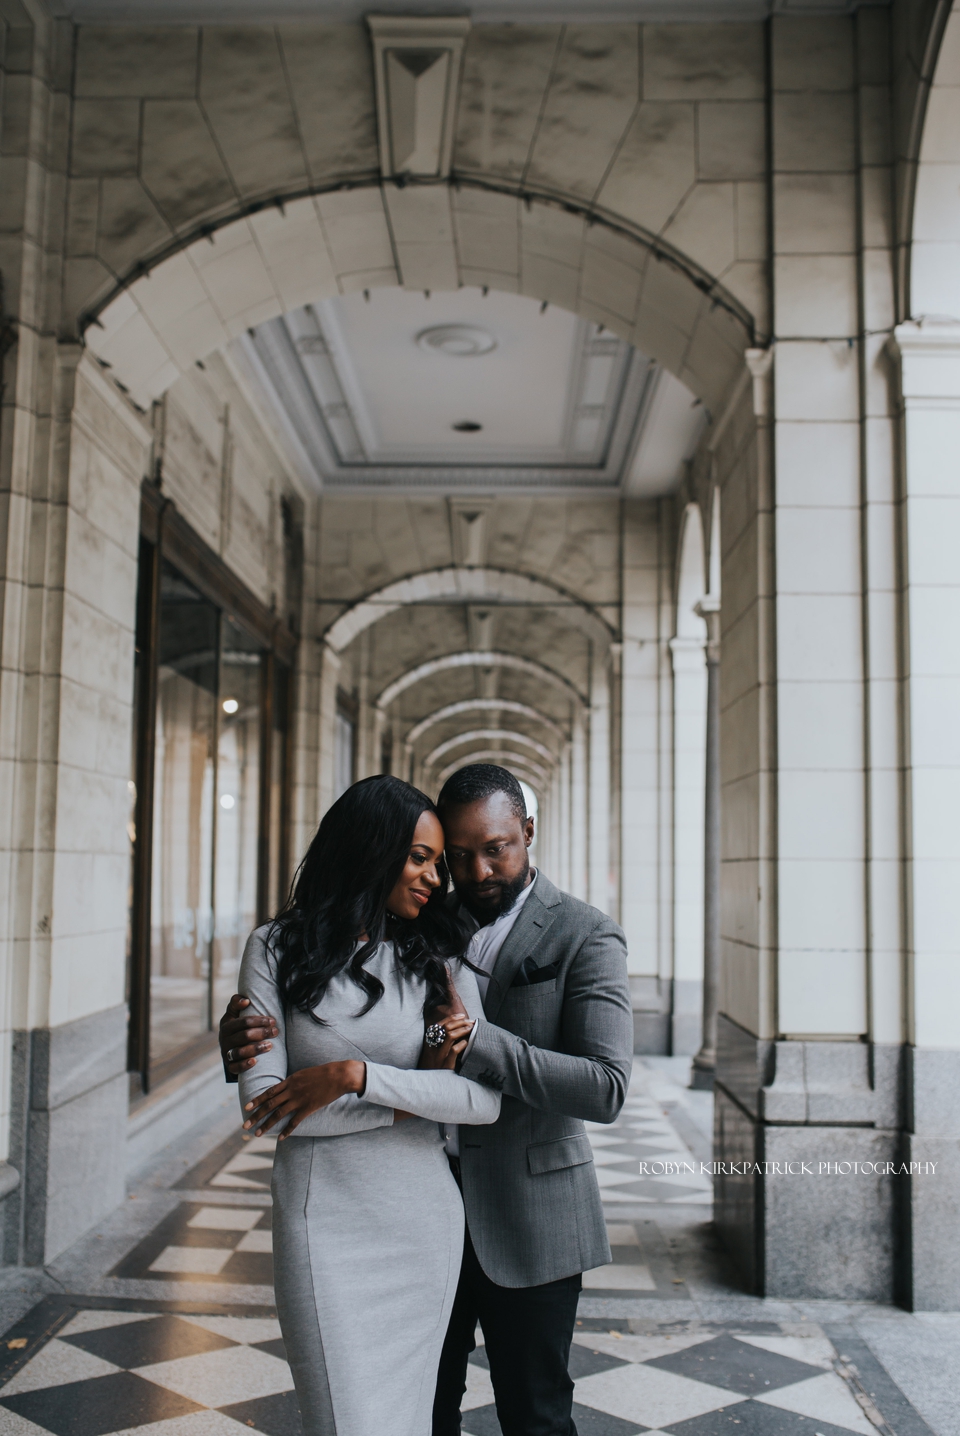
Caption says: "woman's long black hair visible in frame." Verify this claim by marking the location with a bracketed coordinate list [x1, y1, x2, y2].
[269, 775, 467, 1020]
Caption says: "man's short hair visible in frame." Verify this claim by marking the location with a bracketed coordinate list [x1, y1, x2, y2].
[436, 763, 528, 823]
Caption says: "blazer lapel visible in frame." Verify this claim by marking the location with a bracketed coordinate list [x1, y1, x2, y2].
[482, 873, 561, 1024]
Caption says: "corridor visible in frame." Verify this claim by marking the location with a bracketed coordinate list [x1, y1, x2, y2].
[0, 1061, 950, 1436]
[2, 1, 960, 1428]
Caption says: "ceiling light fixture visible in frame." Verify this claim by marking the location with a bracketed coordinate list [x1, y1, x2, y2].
[417, 324, 496, 357]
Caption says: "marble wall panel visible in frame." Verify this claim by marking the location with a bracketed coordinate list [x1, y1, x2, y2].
[198, 27, 307, 197]
[455, 26, 562, 178]
[278, 25, 379, 181]
[643, 24, 765, 102]
[525, 25, 640, 202]
[74, 27, 198, 99]
[770, 15, 855, 93]
[662, 183, 737, 281]
[141, 100, 236, 229]
[597, 103, 696, 237]
[96, 178, 173, 279]
[697, 102, 766, 181]
[70, 98, 140, 176]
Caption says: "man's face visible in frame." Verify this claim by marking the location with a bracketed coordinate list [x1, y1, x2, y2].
[441, 792, 535, 923]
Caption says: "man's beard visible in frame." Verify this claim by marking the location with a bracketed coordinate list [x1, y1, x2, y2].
[461, 854, 530, 922]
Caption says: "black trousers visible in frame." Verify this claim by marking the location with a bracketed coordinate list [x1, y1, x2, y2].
[432, 1226, 582, 1436]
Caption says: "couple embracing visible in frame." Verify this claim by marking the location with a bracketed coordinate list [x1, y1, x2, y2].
[219, 763, 633, 1436]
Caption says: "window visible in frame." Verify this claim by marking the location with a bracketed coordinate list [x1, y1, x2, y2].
[129, 487, 296, 1093]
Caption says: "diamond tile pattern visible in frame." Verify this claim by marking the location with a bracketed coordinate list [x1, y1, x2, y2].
[586, 1094, 712, 1206]
[110, 1204, 274, 1286]
[0, 1313, 299, 1436]
[0, 1078, 920, 1436]
[460, 1329, 882, 1436]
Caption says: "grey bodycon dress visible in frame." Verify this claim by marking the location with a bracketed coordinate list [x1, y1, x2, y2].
[237, 927, 500, 1436]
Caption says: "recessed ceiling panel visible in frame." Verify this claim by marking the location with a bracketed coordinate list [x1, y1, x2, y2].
[242, 285, 658, 489]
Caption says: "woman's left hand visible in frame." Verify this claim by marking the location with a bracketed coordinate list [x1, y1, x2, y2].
[420, 1012, 476, 1071]
[243, 1060, 366, 1138]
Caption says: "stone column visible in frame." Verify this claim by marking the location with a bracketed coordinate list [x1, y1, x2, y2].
[713, 14, 905, 1303]
[691, 596, 720, 1087]
[570, 707, 588, 901]
[317, 643, 342, 819]
[891, 320, 960, 1310]
[668, 634, 707, 1058]
[587, 647, 612, 915]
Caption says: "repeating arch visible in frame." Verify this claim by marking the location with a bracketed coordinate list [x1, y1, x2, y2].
[423, 729, 557, 773]
[404, 699, 567, 749]
[435, 751, 550, 789]
[376, 651, 585, 710]
[327, 567, 613, 654]
[81, 184, 751, 417]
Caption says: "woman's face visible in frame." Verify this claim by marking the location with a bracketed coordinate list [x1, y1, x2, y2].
[386, 809, 445, 920]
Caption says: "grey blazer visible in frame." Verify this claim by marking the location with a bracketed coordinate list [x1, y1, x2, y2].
[457, 871, 633, 1288]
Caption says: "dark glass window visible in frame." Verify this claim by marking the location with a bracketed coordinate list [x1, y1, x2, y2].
[129, 503, 295, 1094]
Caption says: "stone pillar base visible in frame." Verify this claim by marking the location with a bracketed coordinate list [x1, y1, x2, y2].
[713, 1015, 904, 1302]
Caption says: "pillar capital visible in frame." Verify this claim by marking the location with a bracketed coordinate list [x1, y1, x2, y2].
[668, 635, 706, 674]
[892, 320, 960, 400]
[744, 346, 774, 419]
[694, 595, 721, 660]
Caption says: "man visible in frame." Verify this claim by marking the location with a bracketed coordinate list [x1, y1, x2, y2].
[219, 764, 633, 1436]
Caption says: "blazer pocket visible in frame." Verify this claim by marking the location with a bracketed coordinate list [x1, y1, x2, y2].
[512, 959, 560, 988]
[527, 1133, 594, 1176]
[509, 978, 557, 997]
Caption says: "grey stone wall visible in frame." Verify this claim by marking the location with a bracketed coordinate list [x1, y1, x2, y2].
[3, 1007, 128, 1266]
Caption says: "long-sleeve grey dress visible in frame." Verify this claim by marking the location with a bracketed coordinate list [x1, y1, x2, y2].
[237, 927, 500, 1436]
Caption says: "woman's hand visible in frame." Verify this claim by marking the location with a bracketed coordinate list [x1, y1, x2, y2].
[243, 1060, 365, 1139]
[420, 1011, 476, 1071]
[421, 974, 476, 1070]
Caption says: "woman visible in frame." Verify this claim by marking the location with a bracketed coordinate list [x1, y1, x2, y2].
[237, 775, 499, 1436]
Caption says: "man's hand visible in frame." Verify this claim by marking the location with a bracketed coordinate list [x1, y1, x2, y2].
[220, 994, 279, 1076]
[243, 1060, 365, 1138]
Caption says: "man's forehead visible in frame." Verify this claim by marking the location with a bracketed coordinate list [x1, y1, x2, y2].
[440, 793, 524, 839]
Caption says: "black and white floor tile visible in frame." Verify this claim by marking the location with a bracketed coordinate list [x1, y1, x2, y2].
[0, 1075, 933, 1436]
[586, 1094, 712, 1207]
[461, 1324, 880, 1436]
[111, 1205, 274, 1287]
[0, 1305, 301, 1436]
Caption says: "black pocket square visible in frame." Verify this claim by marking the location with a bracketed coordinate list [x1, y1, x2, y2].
[511, 958, 559, 988]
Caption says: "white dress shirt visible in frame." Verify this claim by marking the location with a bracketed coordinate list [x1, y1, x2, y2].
[443, 871, 537, 1158]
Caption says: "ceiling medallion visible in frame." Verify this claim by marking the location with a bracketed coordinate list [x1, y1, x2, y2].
[416, 324, 497, 358]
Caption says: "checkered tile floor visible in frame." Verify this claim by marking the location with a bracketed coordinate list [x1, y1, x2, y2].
[0, 1071, 932, 1436]
[587, 1094, 711, 1207]
[0, 1308, 301, 1436]
[462, 1324, 880, 1435]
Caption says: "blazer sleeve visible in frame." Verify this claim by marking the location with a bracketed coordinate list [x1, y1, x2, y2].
[458, 912, 633, 1124]
[236, 928, 395, 1139]
[362, 1063, 500, 1125]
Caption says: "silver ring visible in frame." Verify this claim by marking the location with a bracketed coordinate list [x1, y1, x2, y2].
[424, 1023, 447, 1049]
[227, 1048, 239, 1063]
